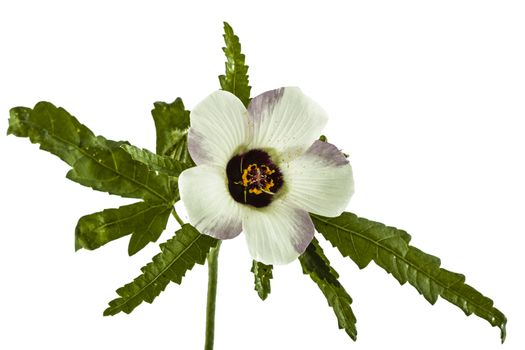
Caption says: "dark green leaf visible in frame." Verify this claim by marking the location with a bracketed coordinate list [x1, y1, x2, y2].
[299, 238, 357, 341]
[151, 98, 194, 165]
[219, 22, 251, 107]
[311, 212, 507, 342]
[251, 261, 272, 301]
[104, 224, 218, 316]
[121, 144, 191, 177]
[8, 102, 176, 203]
[75, 201, 172, 255]
[313, 213, 411, 271]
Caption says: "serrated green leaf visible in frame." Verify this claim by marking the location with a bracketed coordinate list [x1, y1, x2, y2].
[299, 237, 358, 341]
[8, 102, 177, 203]
[151, 98, 194, 165]
[104, 224, 218, 316]
[251, 261, 272, 301]
[75, 201, 172, 255]
[121, 144, 190, 177]
[314, 213, 411, 271]
[311, 212, 507, 342]
[219, 22, 251, 107]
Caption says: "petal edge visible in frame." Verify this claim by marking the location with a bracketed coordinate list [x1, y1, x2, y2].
[282, 140, 354, 217]
[179, 165, 243, 240]
[243, 201, 315, 265]
[247, 87, 328, 162]
[188, 90, 249, 167]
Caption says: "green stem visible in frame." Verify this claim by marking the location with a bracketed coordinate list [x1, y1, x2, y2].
[171, 208, 185, 227]
[204, 240, 222, 350]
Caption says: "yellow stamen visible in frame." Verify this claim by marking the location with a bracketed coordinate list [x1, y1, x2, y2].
[242, 164, 257, 187]
[264, 179, 274, 191]
[249, 188, 263, 195]
[241, 163, 276, 196]
[260, 165, 275, 175]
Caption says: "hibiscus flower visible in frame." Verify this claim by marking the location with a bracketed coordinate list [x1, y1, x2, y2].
[179, 87, 354, 264]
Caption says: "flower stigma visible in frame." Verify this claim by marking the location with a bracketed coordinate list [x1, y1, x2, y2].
[226, 149, 284, 208]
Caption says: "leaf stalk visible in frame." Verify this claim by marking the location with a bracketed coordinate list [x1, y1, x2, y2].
[171, 209, 185, 227]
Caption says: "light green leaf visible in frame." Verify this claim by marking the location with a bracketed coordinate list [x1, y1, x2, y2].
[219, 22, 251, 107]
[121, 144, 190, 177]
[151, 98, 194, 164]
[104, 224, 218, 316]
[311, 212, 507, 342]
[8, 102, 177, 203]
[75, 201, 172, 255]
[251, 261, 272, 301]
[299, 237, 358, 341]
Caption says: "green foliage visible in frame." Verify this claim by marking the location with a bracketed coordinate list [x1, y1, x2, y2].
[75, 201, 172, 255]
[104, 224, 218, 316]
[151, 98, 194, 165]
[121, 144, 190, 178]
[299, 238, 358, 341]
[6, 22, 506, 346]
[219, 22, 251, 107]
[311, 212, 507, 342]
[8, 102, 177, 203]
[251, 261, 272, 300]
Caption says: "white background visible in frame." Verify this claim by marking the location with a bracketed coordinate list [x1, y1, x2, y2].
[1, 1, 523, 349]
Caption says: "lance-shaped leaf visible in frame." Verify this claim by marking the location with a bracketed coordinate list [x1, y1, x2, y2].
[219, 22, 251, 107]
[299, 238, 357, 341]
[75, 201, 172, 255]
[311, 212, 507, 342]
[104, 224, 218, 316]
[121, 144, 190, 177]
[8, 102, 176, 203]
[251, 261, 273, 301]
[151, 98, 193, 165]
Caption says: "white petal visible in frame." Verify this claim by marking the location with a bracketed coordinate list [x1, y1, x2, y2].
[247, 87, 328, 161]
[282, 140, 354, 217]
[243, 200, 315, 265]
[188, 90, 249, 167]
[179, 165, 243, 239]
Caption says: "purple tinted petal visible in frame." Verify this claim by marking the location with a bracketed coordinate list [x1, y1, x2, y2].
[247, 88, 285, 123]
[282, 140, 354, 217]
[179, 165, 243, 240]
[291, 209, 315, 254]
[188, 90, 249, 167]
[246, 87, 328, 160]
[188, 128, 213, 165]
[306, 140, 349, 167]
[243, 200, 315, 265]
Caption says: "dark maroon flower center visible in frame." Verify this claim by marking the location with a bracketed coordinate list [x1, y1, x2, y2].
[226, 149, 284, 208]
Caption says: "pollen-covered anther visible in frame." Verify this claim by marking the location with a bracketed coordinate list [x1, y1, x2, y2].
[243, 164, 276, 195]
[226, 150, 283, 208]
